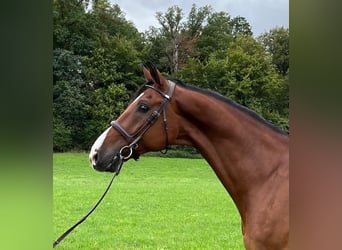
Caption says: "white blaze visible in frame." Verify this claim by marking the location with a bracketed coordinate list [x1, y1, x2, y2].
[89, 127, 111, 165]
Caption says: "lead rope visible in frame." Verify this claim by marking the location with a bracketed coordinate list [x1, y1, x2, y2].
[53, 156, 124, 248]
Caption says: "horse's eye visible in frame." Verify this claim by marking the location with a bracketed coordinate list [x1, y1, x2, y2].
[137, 104, 150, 113]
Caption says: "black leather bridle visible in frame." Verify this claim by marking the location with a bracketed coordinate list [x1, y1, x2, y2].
[110, 80, 176, 163]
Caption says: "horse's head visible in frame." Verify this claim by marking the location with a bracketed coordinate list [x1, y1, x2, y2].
[89, 65, 177, 172]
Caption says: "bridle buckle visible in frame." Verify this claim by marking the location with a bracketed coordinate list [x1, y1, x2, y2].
[119, 145, 134, 160]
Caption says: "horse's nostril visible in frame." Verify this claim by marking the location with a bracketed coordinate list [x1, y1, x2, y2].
[90, 151, 98, 166]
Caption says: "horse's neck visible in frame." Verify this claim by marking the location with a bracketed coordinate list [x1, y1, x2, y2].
[173, 87, 288, 214]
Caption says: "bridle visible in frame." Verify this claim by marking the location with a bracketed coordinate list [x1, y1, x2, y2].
[110, 80, 176, 165]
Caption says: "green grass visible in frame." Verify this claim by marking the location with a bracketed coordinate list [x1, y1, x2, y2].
[53, 153, 244, 249]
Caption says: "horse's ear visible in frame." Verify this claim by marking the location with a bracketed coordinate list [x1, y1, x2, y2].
[143, 62, 168, 91]
[143, 66, 152, 81]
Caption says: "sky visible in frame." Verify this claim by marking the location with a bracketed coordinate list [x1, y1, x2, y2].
[110, 0, 288, 36]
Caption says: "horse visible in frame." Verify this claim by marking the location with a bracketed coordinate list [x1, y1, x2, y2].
[89, 64, 289, 250]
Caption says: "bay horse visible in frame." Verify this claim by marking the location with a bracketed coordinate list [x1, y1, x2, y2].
[89, 64, 289, 250]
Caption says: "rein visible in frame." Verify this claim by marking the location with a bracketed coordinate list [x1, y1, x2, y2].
[53, 154, 126, 248]
[53, 81, 175, 248]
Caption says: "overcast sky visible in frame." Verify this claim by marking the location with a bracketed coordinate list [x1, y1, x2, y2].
[110, 0, 288, 36]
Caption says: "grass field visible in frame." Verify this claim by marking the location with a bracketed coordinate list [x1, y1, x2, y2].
[53, 153, 244, 249]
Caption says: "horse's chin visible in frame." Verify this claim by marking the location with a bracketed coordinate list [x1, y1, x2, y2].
[92, 153, 120, 173]
[93, 149, 140, 173]
[104, 154, 122, 173]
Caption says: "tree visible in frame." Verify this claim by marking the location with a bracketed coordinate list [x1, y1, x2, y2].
[53, 116, 73, 152]
[91, 0, 142, 48]
[227, 35, 288, 130]
[53, 0, 96, 56]
[195, 11, 233, 61]
[193, 12, 253, 62]
[186, 4, 212, 37]
[155, 5, 184, 74]
[142, 27, 169, 72]
[230, 16, 253, 38]
[53, 0, 145, 151]
[53, 49, 88, 150]
[178, 35, 288, 131]
[148, 4, 212, 74]
[82, 35, 142, 91]
[258, 27, 289, 76]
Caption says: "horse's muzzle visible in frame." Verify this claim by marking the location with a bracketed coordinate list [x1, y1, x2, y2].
[104, 154, 121, 173]
[91, 151, 119, 173]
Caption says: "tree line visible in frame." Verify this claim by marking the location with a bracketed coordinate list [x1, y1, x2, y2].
[53, 0, 289, 152]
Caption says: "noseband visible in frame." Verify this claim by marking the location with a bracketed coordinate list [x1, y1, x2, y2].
[110, 80, 176, 161]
